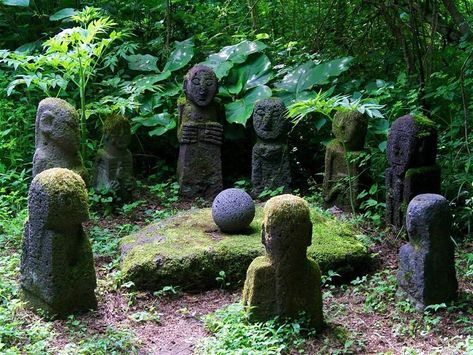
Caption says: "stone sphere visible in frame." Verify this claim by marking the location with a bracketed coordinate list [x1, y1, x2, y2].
[212, 188, 255, 233]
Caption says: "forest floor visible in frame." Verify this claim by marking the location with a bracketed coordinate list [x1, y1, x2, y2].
[2, 187, 473, 354]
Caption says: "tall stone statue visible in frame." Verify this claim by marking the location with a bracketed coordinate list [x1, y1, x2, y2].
[94, 114, 133, 202]
[397, 194, 457, 310]
[242, 194, 323, 330]
[323, 111, 367, 212]
[251, 98, 291, 197]
[385, 114, 440, 230]
[21, 168, 97, 318]
[33, 98, 87, 182]
[177, 65, 223, 200]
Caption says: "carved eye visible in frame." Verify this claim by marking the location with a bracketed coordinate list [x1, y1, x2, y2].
[206, 79, 213, 87]
[192, 77, 200, 85]
[256, 109, 265, 116]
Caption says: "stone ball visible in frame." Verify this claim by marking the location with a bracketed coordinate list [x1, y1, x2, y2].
[212, 188, 255, 233]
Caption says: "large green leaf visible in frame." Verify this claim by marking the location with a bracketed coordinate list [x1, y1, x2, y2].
[50, 8, 78, 21]
[225, 85, 272, 125]
[2, 0, 29, 6]
[132, 112, 176, 136]
[225, 53, 273, 95]
[202, 40, 267, 79]
[275, 57, 353, 94]
[163, 38, 194, 72]
[127, 54, 159, 72]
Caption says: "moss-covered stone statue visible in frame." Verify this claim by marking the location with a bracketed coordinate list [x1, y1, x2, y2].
[397, 194, 457, 310]
[385, 114, 440, 230]
[93, 114, 133, 201]
[323, 111, 368, 212]
[177, 65, 223, 200]
[20, 168, 97, 319]
[251, 98, 291, 197]
[242, 194, 324, 330]
[33, 98, 87, 182]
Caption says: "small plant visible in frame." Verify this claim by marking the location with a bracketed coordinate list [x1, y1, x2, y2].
[153, 285, 180, 299]
[119, 200, 145, 216]
[258, 186, 285, 200]
[129, 308, 161, 324]
[196, 303, 314, 354]
[216, 270, 230, 289]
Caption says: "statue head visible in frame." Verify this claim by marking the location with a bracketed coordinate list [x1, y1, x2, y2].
[103, 114, 131, 152]
[183, 65, 218, 107]
[35, 98, 80, 152]
[332, 111, 367, 150]
[261, 194, 312, 262]
[387, 115, 437, 174]
[29, 168, 89, 229]
[406, 193, 451, 248]
[253, 98, 287, 141]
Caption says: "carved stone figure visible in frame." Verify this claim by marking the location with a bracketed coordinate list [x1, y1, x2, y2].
[177, 65, 223, 200]
[94, 114, 133, 201]
[385, 114, 440, 230]
[397, 194, 457, 310]
[242, 194, 323, 330]
[33, 98, 87, 182]
[251, 98, 291, 197]
[323, 111, 367, 212]
[20, 168, 97, 318]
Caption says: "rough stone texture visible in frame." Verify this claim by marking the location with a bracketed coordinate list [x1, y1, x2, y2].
[323, 111, 368, 212]
[385, 114, 440, 230]
[120, 206, 370, 293]
[251, 98, 291, 197]
[242, 195, 323, 330]
[33, 98, 87, 183]
[397, 194, 457, 310]
[20, 168, 97, 319]
[177, 65, 223, 201]
[212, 188, 255, 233]
[94, 114, 133, 201]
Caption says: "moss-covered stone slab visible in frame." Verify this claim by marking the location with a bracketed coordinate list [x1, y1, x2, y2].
[120, 207, 371, 292]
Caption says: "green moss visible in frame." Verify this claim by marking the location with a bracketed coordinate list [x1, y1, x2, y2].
[34, 168, 87, 204]
[177, 95, 187, 106]
[121, 206, 371, 292]
[413, 114, 435, 138]
[405, 165, 439, 178]
[263, 194, 309, 226]
[103, 114, 130, 134]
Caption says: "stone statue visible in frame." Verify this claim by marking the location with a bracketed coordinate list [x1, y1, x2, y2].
[385, 114, 440, 230]
[397, 194, 457, 310]
[251, 98, 291, 197]
[94, 114, 133, 202]
[177, 65, 223, 200]
[20, 168, 97, 318]
[323, 111, 368, 212]
[242, 194, 323, 330]
[33, 98, 87, 182]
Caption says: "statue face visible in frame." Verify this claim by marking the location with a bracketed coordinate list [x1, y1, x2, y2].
[37, 102, 80, 151]
[107, 125, 131, 151]
[253, 98, 287, 140]
[184, 66, 218, 106]
[332, 112, 366, 150]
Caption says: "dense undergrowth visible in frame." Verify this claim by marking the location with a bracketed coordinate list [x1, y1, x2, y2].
[1, 1, 473, 353]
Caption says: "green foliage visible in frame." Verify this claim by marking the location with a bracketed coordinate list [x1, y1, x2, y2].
[196, 303, 314, 354]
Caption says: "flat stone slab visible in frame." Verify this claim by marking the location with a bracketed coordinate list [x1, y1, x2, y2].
[120, 207, 371, 292]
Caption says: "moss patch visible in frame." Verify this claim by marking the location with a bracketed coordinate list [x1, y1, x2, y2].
[120, 207, 371, 292]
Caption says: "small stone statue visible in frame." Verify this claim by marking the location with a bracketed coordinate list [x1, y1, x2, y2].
[385, 114, 440, 230]
[94, 114, 133, 201]
[21, 168, 97, 318]
[177, 65, 223, 200]
[242, 194, 323, 330]
[33, 98, 87, 182]
[397, 194, 457, 310]
[251, 98, 291, 197]
[323, 111, 367, 212]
